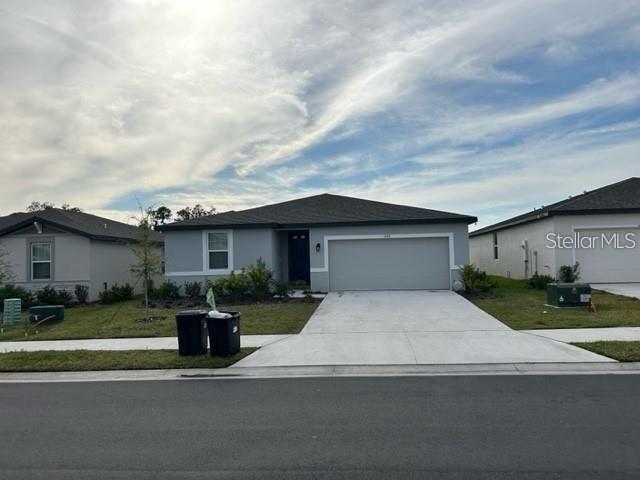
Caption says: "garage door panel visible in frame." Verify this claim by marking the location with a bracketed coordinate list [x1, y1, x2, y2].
[328, 237, 450, 291]
[575, 228, 640, 283]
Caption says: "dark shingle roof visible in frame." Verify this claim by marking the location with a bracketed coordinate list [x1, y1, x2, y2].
[159, 193, 477, 231]
[470, 177, 640, 237]
[0, 209, 163, 243]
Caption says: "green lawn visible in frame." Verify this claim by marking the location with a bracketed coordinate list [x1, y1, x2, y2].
[0, 299, 319, 341]
[0, 348, 255, 372]
[469, 277, 640, 330]
[573, 342, 640, 362]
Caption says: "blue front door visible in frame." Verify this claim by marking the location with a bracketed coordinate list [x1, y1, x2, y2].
[288, 230, 310, 285]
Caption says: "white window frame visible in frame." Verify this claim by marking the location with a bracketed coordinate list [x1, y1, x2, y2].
[202, 230, 233, 274]
[31, 242, 52, 281]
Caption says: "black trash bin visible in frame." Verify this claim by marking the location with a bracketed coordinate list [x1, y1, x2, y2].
[206, 311, 241, 356]
[175, 310, 208, 356]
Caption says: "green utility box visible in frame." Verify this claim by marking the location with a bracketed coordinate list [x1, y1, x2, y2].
[546, 283, 592, 308]
[29, 305, 65, 324]
[2, 298, 22, 326]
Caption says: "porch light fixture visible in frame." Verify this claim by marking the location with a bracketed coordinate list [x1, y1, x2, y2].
[315, 242, 321, 253]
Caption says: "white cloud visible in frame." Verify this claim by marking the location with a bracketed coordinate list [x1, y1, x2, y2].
[0, 0, 639, 221]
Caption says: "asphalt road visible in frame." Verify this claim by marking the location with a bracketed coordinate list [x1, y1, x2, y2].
[0, 375, 639, 479]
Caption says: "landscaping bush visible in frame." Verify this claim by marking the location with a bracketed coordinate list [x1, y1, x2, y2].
[558, 262, 581, 283]
[184, 281, 202, 298]
[225, 272, 250, 302]
[273, 280, 290, 299]
[527, 273, 555, 290]
[74, 284, 89, 304]
[152, 281, 180, 300]
[242, 258, 273, 300]
[460, 264, 496, 295]
[99, 283, 134, 304]
[205, 278, 225, 299]
[0, 284, 34, 308]
[36, 286, 73, 306]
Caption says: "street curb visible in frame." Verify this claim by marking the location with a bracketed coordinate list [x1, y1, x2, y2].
[1, 362, 640, 383]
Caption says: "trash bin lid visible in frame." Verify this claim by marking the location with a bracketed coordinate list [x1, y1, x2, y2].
[176, 310, 207, 318]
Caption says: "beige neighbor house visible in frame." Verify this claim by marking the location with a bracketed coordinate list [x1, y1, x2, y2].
[0, 208, 163, 301]
[470, 177, 640, 283]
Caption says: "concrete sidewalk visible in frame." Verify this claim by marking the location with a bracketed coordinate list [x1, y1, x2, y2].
[0, 335, 290, 353]
[524, 327, 640, 343]
[592, 283, 640, 300]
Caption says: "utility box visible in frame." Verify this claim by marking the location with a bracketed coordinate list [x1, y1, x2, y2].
[29, 305, 65, 324]
[2, 299, 22, 326]
[547, 283, 592, 307]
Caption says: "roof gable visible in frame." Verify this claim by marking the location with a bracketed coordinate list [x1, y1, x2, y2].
[159, 193, 477, 230]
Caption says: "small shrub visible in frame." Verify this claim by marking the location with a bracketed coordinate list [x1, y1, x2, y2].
[74, 284, 89, 304]
[289, 279, 307, 289]
[242, 258, 273, 300]
[527, 273, 555, 290]
[223, 272, 249, 302]
[273, 280, 290, 299]
[460, 264, 495, 295]
[205, 278, 225, 299]
[99, 283, 134, 304]
[36, 286, 73, 306]
[558, 262, 581, 283]
[0, 285, 34, 308]
[152, 281, 180, 300]
[184, 281, 202, 298]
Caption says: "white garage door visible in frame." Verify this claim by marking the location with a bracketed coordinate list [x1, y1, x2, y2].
[328, 237, 450, 291]
[575, 228, 640, 283]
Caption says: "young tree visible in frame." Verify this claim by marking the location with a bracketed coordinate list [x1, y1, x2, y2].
[0, 242, 15, 286]
[129, 209, 163, 321]
[175, 204, 216, 221]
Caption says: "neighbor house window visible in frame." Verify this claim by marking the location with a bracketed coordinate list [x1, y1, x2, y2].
[31, 242, 52, 280]
[492, 232, 499, 260]
[207, 232, 229, 270]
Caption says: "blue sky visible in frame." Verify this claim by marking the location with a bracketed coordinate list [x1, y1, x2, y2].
[1, 0, 639, 228]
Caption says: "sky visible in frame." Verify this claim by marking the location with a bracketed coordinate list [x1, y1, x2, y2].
[1, 0, 639, 229]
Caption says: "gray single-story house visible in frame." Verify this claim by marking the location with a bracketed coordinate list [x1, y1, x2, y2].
[158, 194, 477, 292]
[0, 208, 163, 301]
[470, 177, 640, 283]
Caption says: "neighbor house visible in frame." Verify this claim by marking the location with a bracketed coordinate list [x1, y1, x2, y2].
[470, 177, 640, 283]
[158, 194, 477, 292]
[0, 208, 163, 301]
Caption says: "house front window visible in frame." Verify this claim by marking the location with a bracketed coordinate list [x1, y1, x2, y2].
[207, 232, 229, 270]
[31, 242, 52, 280]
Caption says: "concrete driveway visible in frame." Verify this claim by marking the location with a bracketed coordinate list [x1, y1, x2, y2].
[233, 291, 610, 367]
[592, 283, 640, 300]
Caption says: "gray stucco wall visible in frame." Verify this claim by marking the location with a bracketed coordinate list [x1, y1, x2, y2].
[469, 217, 556, 279]
[1, 231, 92, 296]
[89, 240, 163, 301]
[164, 228, 279, 287]
[308, 223, 470, 292]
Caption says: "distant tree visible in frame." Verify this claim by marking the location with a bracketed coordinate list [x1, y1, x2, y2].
[60, 203, 83, 213]
[175, 204, 216, 221]
[26, 202, 82, 213]
[0, 242, 15, 286]
[147, 206, 172, 227]
[26, 201, 55, 212]
[130, 208, 163, 321]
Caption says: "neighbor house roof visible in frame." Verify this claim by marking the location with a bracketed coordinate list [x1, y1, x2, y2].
[0, 209, 163, 243]
[470, 177, 640, 237]
[158, 193, 477, 231]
